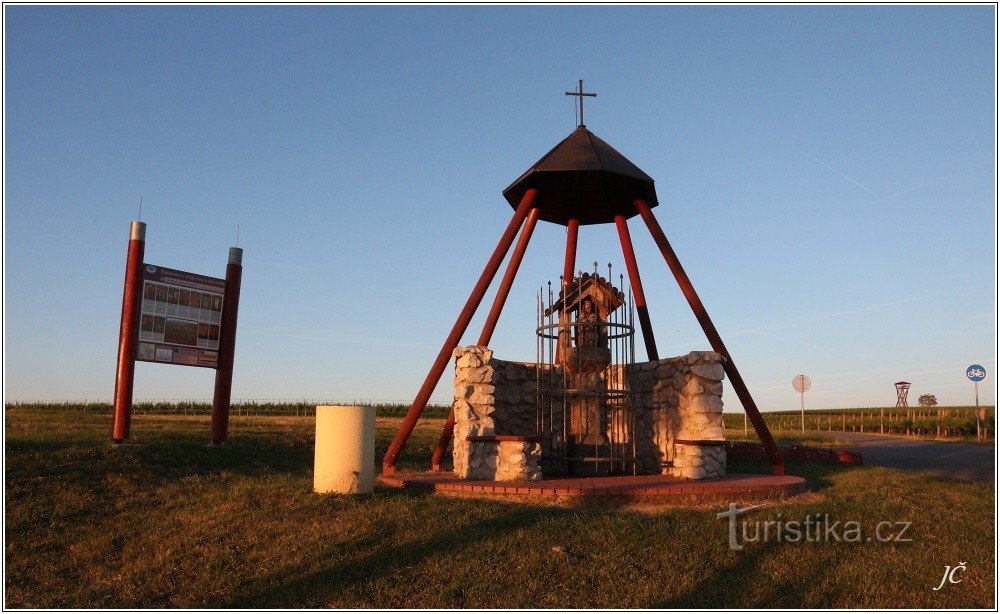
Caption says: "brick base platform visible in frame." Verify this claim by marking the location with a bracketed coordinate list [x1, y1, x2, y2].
[379, 472, 807, 505]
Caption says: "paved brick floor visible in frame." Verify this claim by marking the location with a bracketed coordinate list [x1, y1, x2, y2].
[379, 472, 807, 503]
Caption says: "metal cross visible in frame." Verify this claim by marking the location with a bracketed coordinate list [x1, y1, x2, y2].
[565, 79, 596, 127]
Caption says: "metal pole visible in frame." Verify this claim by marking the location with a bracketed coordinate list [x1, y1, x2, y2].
[614, 215, 658, 361]
[382, 189, 538, 475]
[112, 221, 146, 442]
[633, 198, 785, 475]
[800, 390, 805, 434]
[975, 381, 981, 442]
[210, 247, 243, 444]
[476, 208, 540, 347]
[555, 218, 579, 366]
[563, 218, 580, 286]
[430, 207, 540, 470]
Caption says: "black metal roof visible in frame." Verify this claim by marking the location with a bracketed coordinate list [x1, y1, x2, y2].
[502, 125, 659, 226]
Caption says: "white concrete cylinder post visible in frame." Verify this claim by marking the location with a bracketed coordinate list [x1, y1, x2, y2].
[313, 405, 376, 494]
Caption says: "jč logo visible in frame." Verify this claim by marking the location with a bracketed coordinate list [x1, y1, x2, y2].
[932, 562, 967, 591]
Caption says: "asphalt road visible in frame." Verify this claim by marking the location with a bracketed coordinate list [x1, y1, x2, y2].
[809, 430, 995, 483]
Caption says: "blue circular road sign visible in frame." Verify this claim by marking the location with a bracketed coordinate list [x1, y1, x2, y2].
[966, 364, 987, 382]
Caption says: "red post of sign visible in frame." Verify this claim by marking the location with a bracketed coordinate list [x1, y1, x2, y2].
[210, 247, 243, 444]
[112, 221, 146, 442]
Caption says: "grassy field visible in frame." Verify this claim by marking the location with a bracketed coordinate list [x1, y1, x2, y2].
[9, 402, 990, 440]
[724, 430, 861, 448]
[5, 407, 995, 608]
[4, 400, 453, 418]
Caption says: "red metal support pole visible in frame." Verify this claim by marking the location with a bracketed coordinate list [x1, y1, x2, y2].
[633, 199, 784, 475]
[112, 221, 146, 442]
[383, 189, 538, 474]
[477, 207, 540, 347]
[614, 215, 659, 361]
[563, 218, 579, 283]
[553, 218, 580, 365]
[210, 247, 243, 444]
[430, 207, 541, 470]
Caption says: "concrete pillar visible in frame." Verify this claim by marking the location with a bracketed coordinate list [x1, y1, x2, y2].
[314, 405, 376, 494]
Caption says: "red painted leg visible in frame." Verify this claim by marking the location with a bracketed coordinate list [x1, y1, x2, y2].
[633, 199, 784, 475]
[554, 218, 579, 364]
[614, 215, 658, 361]
[477, 207, 541, 347]
[382, 189, 538, 475]
[210, 248, 243, 444]
[112, 221, 146, 442]
[563, 218, 579, 283]
[431, 207, 540, 470]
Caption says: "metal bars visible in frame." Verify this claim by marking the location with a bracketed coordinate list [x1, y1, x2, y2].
[535, 269, 639, 476]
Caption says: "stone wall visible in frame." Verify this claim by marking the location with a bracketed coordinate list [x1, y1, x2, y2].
[490, 359, 538, 436]
[650, 352, 728, 479]
[614, 362, 661, 474]
[614, 351, 728, 479]
[452, 347, 542, 481]
[451, 346, 727, 481]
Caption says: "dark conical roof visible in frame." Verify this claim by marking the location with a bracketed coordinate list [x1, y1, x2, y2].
[502, 125, 659, 226]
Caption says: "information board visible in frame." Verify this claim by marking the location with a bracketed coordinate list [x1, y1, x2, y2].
[137, 264, 225, 369]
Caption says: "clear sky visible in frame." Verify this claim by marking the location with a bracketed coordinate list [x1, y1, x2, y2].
[4, 5, 996, 411]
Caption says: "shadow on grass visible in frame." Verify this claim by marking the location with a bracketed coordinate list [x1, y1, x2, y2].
[650, 540, 783, 608]
[6, 416, 444, 495]
[220, 500, 553, 608]
[648, 537, 867, 609]
[5, 430, 314, 485]
[5, 437, 86, 454]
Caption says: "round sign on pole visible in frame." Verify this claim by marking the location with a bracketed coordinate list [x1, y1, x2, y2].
[966, 364, 987, 382]
[792, 375, 812, 393]
[967, 364, 987, 442]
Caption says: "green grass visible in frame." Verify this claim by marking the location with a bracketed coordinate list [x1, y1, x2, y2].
[725, 430, 859, 448]
[5, 407, 995, 608]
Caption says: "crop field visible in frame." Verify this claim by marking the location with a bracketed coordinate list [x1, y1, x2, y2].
[4, 404, 996, 608]
[5, 400, 453, 419]
[723, 406, 994, 440]
[12, 402, 992, 440]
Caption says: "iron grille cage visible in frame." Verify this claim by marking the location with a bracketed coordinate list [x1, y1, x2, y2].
[536, 269, 638, 476]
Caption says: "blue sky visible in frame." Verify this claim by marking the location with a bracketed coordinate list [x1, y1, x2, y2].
[4, 6, 996, 410]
